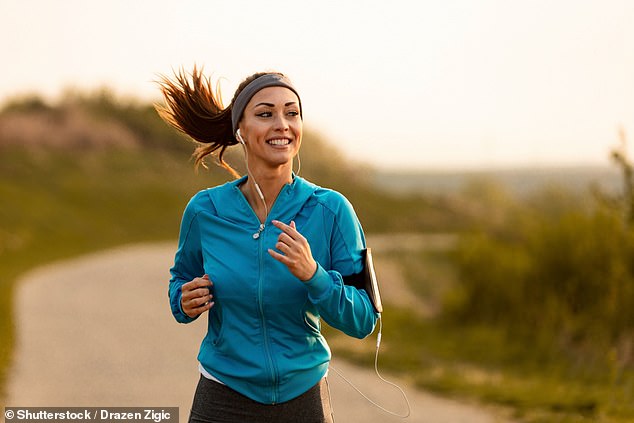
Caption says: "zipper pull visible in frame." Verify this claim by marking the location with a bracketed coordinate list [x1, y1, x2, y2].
[252, 223, 265, 239]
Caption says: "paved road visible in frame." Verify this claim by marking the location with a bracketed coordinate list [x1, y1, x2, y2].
[5, 243, 511, 423]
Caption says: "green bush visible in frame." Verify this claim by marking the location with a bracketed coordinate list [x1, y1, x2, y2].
[447, 190, 634, 371]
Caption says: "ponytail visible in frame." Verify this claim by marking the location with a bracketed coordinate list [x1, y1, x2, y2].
[156, 67, 293, 178]
[155, 65, 239, 178]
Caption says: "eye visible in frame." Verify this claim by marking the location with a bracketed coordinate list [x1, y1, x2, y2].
[287, 110, 300, 117]
[256, 111, 272, 118]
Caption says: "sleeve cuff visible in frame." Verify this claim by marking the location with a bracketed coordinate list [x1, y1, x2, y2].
[305, 263, 334, 302]
[173, 288, 197, 323]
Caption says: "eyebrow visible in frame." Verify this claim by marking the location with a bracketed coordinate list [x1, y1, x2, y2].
[254, 101, 298, 108]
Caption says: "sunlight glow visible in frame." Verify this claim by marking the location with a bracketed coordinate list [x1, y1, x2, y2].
[1, 0, 633, 170]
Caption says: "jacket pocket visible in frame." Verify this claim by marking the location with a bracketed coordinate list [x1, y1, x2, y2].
[209, 303, 225, 348]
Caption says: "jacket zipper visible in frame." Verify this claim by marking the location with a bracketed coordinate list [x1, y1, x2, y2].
[257, 224, 279, 404]
[236, 182, 288, 404]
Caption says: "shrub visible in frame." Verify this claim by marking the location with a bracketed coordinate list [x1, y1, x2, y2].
[446, 189, 634, 370]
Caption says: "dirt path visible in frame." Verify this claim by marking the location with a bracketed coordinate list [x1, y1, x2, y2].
[5, 243, 511, 423]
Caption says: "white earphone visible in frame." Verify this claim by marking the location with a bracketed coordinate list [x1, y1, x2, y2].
[236, 129, 246, 145]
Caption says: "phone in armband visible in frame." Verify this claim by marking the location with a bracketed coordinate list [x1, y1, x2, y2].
[343, 248, 383, 313]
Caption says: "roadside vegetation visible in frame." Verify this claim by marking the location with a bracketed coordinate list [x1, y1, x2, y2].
[1, 90, 632, 421]
[330, 138, 634, 422]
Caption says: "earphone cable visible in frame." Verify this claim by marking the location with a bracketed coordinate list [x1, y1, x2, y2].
[330, 315, 411, 418]
[240, 139, 268, 220]
[295, 153, 301, 177]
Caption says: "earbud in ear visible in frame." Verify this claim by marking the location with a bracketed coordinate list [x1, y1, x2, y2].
[236, 129, 246, 145]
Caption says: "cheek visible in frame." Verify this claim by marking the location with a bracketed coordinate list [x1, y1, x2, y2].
[241, 124, 264, 142]
[294, 131, 303, 151]
[293, 122, 303, 139]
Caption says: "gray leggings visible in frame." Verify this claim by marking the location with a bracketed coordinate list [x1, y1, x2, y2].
[188, 376, 335, 423]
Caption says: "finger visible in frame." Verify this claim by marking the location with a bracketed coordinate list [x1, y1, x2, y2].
[268, 248, 291, 265]
[182, 283, 207, 297]
[289, 221, 307, 242]
[186, 290, 213, 306]
[189, 294, 213, 307]
[186, 301, 214, 317]
[274, 220, 308, 244]
[277, 232, 296, 248]
[188, 278, 212, 290]
[183, 276, 212, 291]
[275, 242, 296, 257]
[187, 287, 213, 300]
[272, 220, 298, 237]
[182, 285, 213, 302]
[198, 275, 213, 286]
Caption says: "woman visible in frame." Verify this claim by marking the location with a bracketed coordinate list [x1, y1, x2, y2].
[157, 67, 378, 423]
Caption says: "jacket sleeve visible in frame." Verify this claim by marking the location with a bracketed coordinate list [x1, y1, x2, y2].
[168, 195, 205, 324]
[304, 194, 379, 339]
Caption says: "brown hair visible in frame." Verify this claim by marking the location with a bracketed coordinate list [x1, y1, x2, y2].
[155, 66, 273, 178]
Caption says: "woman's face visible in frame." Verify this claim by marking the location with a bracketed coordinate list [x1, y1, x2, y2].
[238, 86, 302, 171]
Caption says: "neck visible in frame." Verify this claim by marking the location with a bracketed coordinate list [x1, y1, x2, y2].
[242, 163, 293, 223]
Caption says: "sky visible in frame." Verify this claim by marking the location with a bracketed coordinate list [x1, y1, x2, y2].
[1, 0, 633, 171]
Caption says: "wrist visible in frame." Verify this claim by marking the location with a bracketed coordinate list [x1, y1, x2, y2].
[303, 264, 332, 301]
[301, 260, 318, 282]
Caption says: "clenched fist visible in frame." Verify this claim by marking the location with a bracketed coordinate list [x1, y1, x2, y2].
[181, 274, 214, 318]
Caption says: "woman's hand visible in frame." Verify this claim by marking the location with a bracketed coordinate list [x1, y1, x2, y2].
[269, 220, 317, 282]
[181, 274, 214, 318]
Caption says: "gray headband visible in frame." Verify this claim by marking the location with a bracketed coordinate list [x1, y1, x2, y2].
[231, 73, 302, 133]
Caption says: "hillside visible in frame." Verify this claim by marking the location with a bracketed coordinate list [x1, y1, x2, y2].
[0, 92, 473, 233]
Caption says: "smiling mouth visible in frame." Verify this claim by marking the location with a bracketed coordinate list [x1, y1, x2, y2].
[267, 138, 292, 146]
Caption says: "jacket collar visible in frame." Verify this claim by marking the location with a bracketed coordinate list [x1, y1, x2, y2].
[210, 174, 318, 225]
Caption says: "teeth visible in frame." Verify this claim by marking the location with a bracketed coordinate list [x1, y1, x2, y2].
[268, 139, 290, 146]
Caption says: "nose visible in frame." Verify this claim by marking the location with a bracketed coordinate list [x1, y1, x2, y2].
[273, 112, 290, 131]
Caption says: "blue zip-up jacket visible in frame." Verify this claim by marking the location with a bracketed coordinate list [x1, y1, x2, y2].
[169, 175, 378, 404]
